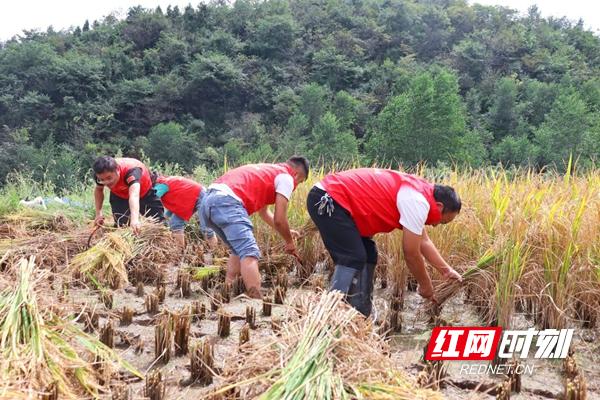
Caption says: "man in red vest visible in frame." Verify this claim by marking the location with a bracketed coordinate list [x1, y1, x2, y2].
[307, 168, 462, 316]
[93, 156, 163, 234]
[153, 175, 218, 249]
[199, 156, 310, 299]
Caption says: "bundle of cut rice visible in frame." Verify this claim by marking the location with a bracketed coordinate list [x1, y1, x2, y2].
[69, 230, 137, 289]
[70, 222, 183, 288]
[0, 257, 141, 398]
[213, 291, 444, 400]
[424, 251, 497, 315]
[0, 230, 88, 272]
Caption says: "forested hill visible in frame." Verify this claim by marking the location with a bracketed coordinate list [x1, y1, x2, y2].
[1, 0, 599, 188]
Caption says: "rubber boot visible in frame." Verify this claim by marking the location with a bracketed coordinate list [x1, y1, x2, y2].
[330, 264, 358, 294]
[348, 263, 376, 316]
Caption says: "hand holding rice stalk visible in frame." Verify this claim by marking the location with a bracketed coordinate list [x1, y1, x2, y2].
[425, 250, 497, 313]
[0, 257, 141, 398]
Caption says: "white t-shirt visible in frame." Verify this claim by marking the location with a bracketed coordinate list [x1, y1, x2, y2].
[273, 173, 294, 199]
[209, 173, 294, 202]
[397, 186, 430, 235]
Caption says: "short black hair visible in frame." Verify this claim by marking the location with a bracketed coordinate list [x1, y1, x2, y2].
[433, 184, 461, 213]
[287, 155, 310, 176]
[93, 156, 118, 174]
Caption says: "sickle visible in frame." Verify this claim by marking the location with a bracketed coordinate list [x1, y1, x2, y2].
[87, 225, 102, 249]
[292, 251, 304, 268]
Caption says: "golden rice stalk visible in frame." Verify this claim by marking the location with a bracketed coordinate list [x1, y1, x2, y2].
[424, 251, 497, 314]
[120, 307, 134, 326]
[190, 339, 214, 385]
[69, 231, 136, 289]
[99, 320, 115, 349]
[246, 306, 256, 330]
[173, 306, 191, 356]
[192, 301, 206, 322]
[154, 314, 172, 365]
[145, 369, 165, 400]
[218, 311, 231, 338]
[262, 297, 272, 317]
[0, 208, 78, 233]
[0, 257, 141, 398]
[356, 377, 445, 400]
[214, 291, 443, 399]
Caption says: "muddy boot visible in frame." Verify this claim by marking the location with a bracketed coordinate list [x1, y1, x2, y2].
[349, 263, 376, 317]
[331, 264, 367, 314]
[330, 265, 359, 294]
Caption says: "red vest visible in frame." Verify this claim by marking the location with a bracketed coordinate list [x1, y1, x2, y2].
[156, 176, 203, 221]
[321, 168, 441, 237]
[109, 158, 153, 199]
[215, 163, 298, 215]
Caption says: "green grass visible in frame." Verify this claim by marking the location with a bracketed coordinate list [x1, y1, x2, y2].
[0, 173, 96, 222]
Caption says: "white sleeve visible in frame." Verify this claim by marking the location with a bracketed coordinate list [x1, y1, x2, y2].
[274, 173, 294, 200]
[397, 186, 430, 235]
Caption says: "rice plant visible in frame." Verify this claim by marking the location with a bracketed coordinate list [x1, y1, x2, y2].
[215, 291, 444, 399]
[69, 230, 137, 289]
[0, 257, 141, 398]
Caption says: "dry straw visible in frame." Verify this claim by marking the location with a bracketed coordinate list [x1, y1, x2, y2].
[0, 257, 141, 398]
[214, 291, 443, 399]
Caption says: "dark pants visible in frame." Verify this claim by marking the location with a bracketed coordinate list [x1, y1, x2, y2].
[109, 190, 164, 227]
[307, 187, 377, 271]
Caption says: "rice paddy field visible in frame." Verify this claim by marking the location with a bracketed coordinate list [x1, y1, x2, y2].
[0, 166, 598, 399]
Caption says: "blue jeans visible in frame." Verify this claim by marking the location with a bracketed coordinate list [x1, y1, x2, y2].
[167, 191, 215, 239]
[199, 189, 261, 260]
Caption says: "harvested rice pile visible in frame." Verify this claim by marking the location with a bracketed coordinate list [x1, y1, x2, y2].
[69, 222, 189, 288]
[214, 291, 443, 400]
[0, 231, 89, 272]
[0, 209, 89, 273]
[69, 229, 138, 289]
[0, 257, 141, 398]
[0, 209, 80, 237]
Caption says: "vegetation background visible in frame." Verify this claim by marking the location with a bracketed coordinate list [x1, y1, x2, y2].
[0, 0, 599, 193]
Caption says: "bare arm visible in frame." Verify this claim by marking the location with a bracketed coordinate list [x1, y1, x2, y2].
[128, 183, 141, 229]
[257, 206, 276, 229]
[94, 185, 105, 225]
[402, 229, 434, 299]
[273, 193, 293, 244]
[420, 229, 462, 281]
[420, 228, 450, 271]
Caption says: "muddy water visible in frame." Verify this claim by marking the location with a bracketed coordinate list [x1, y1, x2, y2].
[67, 269, 600, 400]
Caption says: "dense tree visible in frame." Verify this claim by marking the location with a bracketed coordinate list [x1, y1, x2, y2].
[534, 92, 593, 168]
[367, 68, 471, 165]
[0, 0, 599, 187]
[310, 112, 359, 163]
[144, 122, 200, 171]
